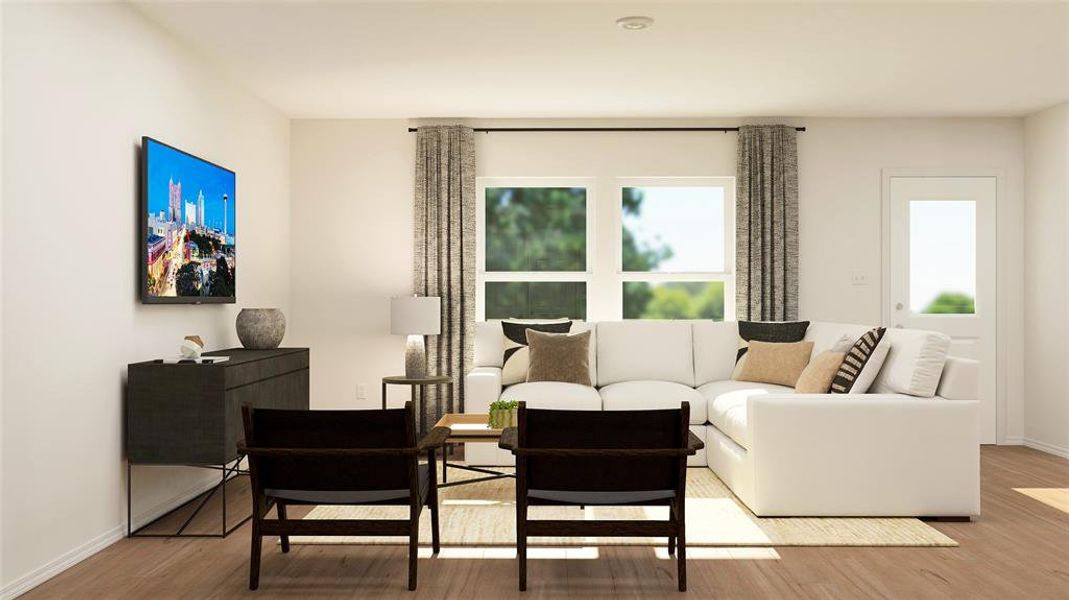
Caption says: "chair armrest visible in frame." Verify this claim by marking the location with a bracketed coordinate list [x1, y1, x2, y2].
[688, 431, 705, 454]
[498, 427, 518, 452]
[497, 428, 701, 456]
[239, 445, 421, 457]
[418, 426, 452, 451]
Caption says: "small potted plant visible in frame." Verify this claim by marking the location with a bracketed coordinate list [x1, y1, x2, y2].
[488, 399, 519, 429]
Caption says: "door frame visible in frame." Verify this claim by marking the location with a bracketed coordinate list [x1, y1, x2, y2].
[881, 168, 1003, 444]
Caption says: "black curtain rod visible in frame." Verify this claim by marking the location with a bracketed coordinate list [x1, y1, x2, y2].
[406, 126, 806, 133]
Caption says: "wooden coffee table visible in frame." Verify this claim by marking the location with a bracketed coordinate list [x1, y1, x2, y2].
[433, 413, 515, 488]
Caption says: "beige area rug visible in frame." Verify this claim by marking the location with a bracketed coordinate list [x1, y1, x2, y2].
[292, 467, 956, 548]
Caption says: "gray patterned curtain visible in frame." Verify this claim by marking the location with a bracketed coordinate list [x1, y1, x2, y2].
[413, 125, 476, 432]
[736, 124, 799, 321]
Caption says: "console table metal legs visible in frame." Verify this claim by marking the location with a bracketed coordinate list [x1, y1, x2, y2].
[127, 457, 249, 538]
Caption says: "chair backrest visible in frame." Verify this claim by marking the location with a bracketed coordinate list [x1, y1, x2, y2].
[242, 404, 416, 492]
[518, 404, 688, 493]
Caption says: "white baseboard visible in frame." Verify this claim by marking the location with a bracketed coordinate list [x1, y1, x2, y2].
[1002, 436, 1024, 446]
[1, 473, 221, 599]
[0, 525, 124, 600]
[1023, 437, 1069, 459]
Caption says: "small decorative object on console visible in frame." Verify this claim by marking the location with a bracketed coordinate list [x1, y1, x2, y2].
[180, 335, 205, 359]
[236, 308, 286, 349]
[488, 399, 518, 429]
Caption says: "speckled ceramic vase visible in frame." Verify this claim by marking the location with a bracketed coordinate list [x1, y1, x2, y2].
[236, 308, 286, 350]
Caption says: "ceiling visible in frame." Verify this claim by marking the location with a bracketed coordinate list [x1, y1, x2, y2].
[132, 1, 1069, 119]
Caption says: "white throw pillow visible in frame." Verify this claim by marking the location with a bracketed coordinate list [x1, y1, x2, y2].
[870, 328, 952, 397]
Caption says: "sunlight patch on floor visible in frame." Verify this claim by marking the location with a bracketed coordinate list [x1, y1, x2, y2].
[1013, 488, 1069, 514]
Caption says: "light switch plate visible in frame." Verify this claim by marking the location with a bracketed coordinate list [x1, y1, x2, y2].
[851, 270, 870, 286]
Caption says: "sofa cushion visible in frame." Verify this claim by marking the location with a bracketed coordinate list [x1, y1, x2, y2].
[803, 321, 871, 360]
[699, 380, 794, 449]
[870, 328, 951, 398]
[499, 382, 602, 410]
[596, 321, 694, 386]
[693, 321, 740, 386]
[599, 381, 707, 424]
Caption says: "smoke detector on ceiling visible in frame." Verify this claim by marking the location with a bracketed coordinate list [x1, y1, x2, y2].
[616, 16, 654, 31]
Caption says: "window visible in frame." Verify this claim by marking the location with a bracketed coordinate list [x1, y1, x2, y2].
[477, 176, 733, 321]
[478, 180, 593, 320]
[619, 179, 734, 320]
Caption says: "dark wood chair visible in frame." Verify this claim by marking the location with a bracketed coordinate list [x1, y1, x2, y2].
[499, 401, 703, 592]
[238, 402, 449, 591]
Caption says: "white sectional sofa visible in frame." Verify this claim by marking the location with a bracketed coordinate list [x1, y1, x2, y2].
[465, 320, 981, 518]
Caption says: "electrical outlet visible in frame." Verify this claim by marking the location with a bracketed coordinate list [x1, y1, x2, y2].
[357, 383, 368, 400]
[850, 270, 870, 286]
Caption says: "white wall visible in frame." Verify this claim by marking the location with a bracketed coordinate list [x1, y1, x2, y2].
[289, 120, 414, 409]
[289, 117, 1025, 444]
[1023, 102, 1069, 457]
[1, 3, 291, 595]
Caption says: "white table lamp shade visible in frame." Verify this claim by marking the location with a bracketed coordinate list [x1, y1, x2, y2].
[390, 296, 441, 336]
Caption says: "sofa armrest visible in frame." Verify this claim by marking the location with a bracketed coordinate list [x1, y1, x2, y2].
[465, 367, 502, 414]
[746, 394, 980, 516]
[937, 356, 978, 401]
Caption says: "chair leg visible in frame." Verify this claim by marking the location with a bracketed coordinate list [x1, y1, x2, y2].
[517, 507, 527, 591]
[408, 517, 419, 590]
[518, 534, 527, 592]
[430, 498, 441, 556]
[277, 503, 290, 554]
[668, 504, 676, 555]
[676, 527, 687, 592]
[249, 525, 262, 590]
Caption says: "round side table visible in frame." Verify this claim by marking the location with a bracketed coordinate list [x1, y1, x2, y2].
[381, 375, 452, 434]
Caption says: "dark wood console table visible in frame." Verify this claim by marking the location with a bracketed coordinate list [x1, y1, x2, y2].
[126, 347, 309, 537]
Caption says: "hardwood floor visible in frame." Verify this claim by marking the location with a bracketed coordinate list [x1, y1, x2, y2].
[23, 447, 1069, 599]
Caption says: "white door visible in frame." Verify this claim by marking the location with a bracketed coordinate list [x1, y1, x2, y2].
[887, 176, 996, 443]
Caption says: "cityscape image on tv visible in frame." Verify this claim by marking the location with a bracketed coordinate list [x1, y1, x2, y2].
[144, 138, 236, 299]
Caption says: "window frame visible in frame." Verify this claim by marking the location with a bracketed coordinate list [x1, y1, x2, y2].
[476, 177, 596, 321]
[613, 177, 736, 321]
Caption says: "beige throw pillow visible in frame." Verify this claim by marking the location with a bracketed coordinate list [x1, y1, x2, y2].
[736, 340, 815, 387]
[795, 351, 846, 393]
[526, 329, 592, 386]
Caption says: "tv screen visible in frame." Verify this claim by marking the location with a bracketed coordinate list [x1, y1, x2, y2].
[141, 137, 236, 303]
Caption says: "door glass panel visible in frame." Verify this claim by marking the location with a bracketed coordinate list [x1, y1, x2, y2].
[909, 200, 976, 314]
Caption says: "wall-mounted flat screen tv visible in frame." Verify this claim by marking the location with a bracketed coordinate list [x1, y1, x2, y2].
[141, 136, 236, 304]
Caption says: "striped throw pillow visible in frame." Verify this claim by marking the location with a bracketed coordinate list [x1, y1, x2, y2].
[830, 327, 888, 394]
